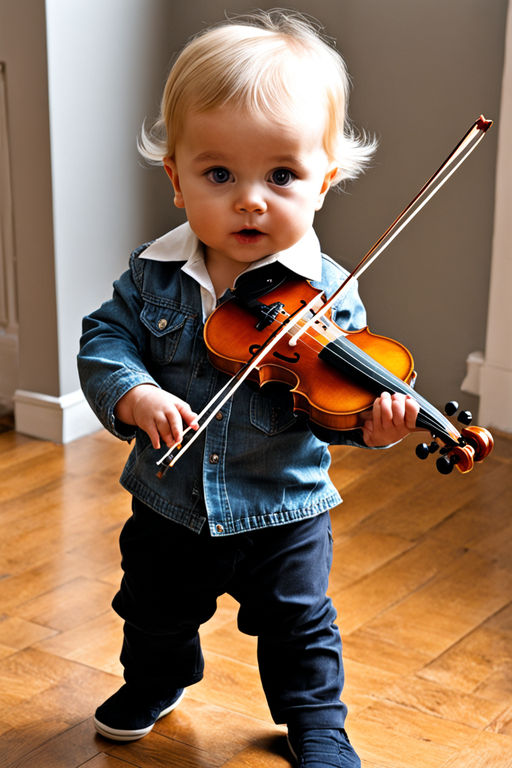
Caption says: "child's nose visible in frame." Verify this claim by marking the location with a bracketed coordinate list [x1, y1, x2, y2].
[235, 185, 267, 214]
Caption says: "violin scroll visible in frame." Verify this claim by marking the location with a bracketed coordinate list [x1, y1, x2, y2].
[415, 401, 494, 474]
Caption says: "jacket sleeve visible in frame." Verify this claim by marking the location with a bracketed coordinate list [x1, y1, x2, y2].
[77, 258, 157, 440]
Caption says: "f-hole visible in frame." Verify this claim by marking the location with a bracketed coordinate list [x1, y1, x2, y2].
[249, 344, 300, 364]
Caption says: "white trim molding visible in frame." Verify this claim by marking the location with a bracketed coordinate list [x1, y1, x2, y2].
[463, 2, 512, 433]
[13, 388, 101, 443]
[461, 350, 484, 397]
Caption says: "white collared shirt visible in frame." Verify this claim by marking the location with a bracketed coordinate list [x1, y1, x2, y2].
[140, 221, 323, 319]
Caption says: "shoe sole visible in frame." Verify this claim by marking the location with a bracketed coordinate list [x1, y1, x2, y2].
[94, 688, 185, 742]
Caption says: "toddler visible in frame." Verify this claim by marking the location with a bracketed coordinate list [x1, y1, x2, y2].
[78, 10, 419, 767]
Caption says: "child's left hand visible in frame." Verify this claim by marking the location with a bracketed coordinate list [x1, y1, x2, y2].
[360, 391, 420, 447]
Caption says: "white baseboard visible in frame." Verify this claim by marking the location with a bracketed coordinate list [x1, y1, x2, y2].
[479, 363, 512, 433]
[461, 350, 484, 396]
[13, 388, 101, 443]
[461, 350, 512, 432]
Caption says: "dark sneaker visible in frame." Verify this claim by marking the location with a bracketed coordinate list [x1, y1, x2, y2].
[94, 684, 185, 741]
[287, 727, 361, 768]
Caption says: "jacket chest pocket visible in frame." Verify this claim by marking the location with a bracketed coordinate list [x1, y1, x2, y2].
[140, 302, 189, 365]
[249, 384, 297, 436]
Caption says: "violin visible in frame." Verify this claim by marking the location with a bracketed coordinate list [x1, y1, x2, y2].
[203, 271, 493, 474]
[156, 116, 494, 476]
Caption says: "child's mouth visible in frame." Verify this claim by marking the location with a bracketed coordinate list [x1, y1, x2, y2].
[233, 229, 264, 244]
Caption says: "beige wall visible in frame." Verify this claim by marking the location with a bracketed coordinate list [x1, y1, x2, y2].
[1, 0, 508, 437]
[0, 0, 57, 395]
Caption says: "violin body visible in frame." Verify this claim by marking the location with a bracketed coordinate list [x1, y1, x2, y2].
[204, 277, 493, 474]
[205, 278, 414, 430]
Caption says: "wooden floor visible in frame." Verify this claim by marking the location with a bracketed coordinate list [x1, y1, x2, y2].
[0, 422, 511, 768]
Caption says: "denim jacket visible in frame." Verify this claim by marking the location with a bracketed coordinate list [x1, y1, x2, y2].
[78, 225, 368, 537]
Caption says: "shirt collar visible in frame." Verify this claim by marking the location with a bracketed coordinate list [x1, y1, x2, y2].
[139, 221, 322, 280]
[139, 221, 323, 317]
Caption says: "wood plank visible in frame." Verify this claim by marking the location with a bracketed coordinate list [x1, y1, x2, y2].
[376, 674, 504, 729]
[219, 734, 291, 766]
[0, 615, 57, 649]
[487, 704, 512, 736]
[2, 664, 119, 730]
[358, 551, 512, 657]
[340, 657, 399, 714]
[342, 627, 431, 675]
[349, 717, 453, 768]
[155, 696, 286, 764]
[105, 728, 224, 768]
[0, 648, 84, 708]
[2, 719, 101, 768]
[187, 650, 270, 723]
[418, 624, 512, 695]
[34, 611, 124, 676]
[78, 755, 139, 768]
[360, 699, 483, 751]
[329, 529, 413, 592]
[14, 577, 118, 633]
[438, 730, 512, 768]
[0, 718, 75, 768]
[0, 554, 93, 612]
[330, 535, 463, 635]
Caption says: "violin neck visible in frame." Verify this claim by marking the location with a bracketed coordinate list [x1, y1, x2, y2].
[319, 336, 460, 445]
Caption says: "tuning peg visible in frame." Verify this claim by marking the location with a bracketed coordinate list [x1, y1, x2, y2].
[428, 441, 440, 453]
[416, 443, 430, 460]
[436, 455, 455, 474]
[444, 400, 458, 416]
[457, 410, 473, 426]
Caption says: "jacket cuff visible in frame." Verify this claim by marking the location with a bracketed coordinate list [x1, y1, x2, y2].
[94, 367, 160, 441]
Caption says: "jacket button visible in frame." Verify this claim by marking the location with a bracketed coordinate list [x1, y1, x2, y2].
[157, 318, 168, 330]
[215, 412, 223, 420]
[216, 524, 224, 533]
[209, 453, 219, 464]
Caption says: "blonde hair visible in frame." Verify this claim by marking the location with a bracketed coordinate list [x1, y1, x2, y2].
[139, 10, 376, 186]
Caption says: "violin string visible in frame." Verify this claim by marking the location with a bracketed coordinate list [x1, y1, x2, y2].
[274, 309, 459, 441]
[288, 121, 488, 348]
[156, 371, 251, 466]
[309, 334, 458, 440]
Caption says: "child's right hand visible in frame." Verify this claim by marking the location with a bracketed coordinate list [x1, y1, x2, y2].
[115, 384, 198, 450]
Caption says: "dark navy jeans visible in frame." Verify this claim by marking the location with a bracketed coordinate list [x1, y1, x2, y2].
[112, 499, 347, 729]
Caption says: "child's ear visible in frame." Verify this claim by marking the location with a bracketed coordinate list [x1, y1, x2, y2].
[315, 166, 338, 211]
[163, 158, 185, 209]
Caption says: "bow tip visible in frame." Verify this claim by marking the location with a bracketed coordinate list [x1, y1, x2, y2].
[476, 115, 493, 132]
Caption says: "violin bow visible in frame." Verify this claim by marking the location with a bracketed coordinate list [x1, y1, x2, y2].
[289, 115, 492, 345]
[156, 115, 492, 473]
[156, 292, 322, 471]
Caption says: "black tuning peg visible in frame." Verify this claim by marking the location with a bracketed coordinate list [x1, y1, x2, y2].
[457, 410, 473, 426]
[436, 455, 455, 474]
[416, 440, 441, 460]
[416, 443, 430, 460]
[444, 400, 458, 416]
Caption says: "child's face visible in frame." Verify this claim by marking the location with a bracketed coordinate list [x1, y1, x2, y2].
[164, 103, 336, 280]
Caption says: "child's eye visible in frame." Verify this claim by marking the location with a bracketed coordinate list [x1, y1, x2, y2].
[206, 167, 232, 184]
[269, 168, 296, 187]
